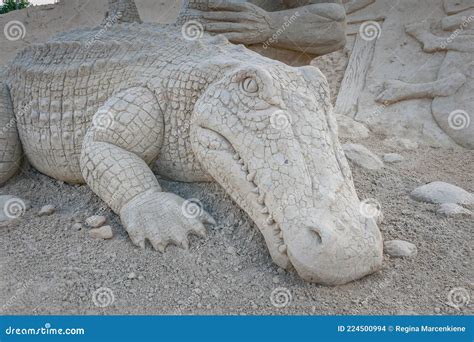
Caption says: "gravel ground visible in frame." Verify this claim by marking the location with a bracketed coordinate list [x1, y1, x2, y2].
[1, 138, 472, 315]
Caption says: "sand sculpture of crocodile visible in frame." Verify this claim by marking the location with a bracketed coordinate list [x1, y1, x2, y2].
[0, 0, 382, 285]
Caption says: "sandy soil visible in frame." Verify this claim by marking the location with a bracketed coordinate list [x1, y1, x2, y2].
[0, 0, 472, 315]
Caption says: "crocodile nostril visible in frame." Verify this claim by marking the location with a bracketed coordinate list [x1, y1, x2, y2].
[309, 228, 323, 244]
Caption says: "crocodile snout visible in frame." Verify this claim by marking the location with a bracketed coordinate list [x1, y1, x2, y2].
[281, 213, 383, 285]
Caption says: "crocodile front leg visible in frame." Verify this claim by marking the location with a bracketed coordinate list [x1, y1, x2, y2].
[80, 86, 213, 251]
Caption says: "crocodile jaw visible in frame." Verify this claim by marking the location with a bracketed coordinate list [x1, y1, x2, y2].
[191, 125, 383, 285]
[192, 126, 292, 269]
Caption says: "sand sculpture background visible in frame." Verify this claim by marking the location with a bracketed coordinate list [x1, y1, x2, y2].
[336, 0, 473, 149]
[0, 0, 471, 315]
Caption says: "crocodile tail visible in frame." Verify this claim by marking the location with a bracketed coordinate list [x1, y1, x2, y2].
[0, 81, 22, 185]
[104, 0, 142, 24]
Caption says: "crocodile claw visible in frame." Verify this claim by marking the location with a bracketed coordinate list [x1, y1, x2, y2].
[120, 190, 214, 252]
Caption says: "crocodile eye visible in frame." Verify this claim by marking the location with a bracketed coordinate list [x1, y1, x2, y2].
[241, 77, 259, 93]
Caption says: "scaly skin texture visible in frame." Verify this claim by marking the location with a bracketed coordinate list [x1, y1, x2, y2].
[3, 20, 382, 284]
[0, 81, 22, 183]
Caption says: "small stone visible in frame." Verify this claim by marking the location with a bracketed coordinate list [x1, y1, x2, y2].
[383, 153, 404, 163]
[437, 203, 472, 217]
[277, 267, 285, 274]
[38, 205, 55, 216]
[138, 275, 144, 281]
[194, 288, 202, 295]
[342, 143, 384, 170]
[384, 240, 417, 258]
[383, 137, 418, 151]
[225, 246, 236, 255]
[272, 276, 280, 284]
[72, 223, 82, 231]
[411, 182, 473, 205]
[127, 272, 137, 280]
[85, 215, 107, 228]
[434, 307, 441, 314]
[88, 225, 113, 239]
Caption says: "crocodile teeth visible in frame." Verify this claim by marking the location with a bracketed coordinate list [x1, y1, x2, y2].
[278, 244, 287, 253]
[279, 231, 283, 238]
[251, 187, 259, 194]
[260, 206, 269, 214]
[257, 193, 265, 205]
[238, 159, 244, 165]
[241, 164, 248, 172]
[266, 215, 274, 225]
[246, 171, 256, 182]
[233, 153, 240, 160]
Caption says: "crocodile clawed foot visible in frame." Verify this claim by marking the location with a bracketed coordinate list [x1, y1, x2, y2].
[119, 190, 215, 252]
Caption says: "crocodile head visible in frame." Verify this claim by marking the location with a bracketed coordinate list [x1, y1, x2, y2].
[190, 60, 383, 285]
